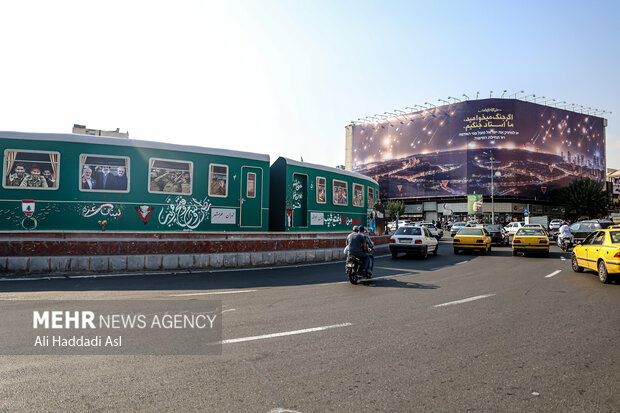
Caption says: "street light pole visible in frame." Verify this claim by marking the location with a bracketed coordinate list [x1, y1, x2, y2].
[490, 152, 495, 224]
[483, 150, 495, 224]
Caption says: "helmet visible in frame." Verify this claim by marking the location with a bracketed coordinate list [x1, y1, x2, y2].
[358, 225, 365, 232]
[352, 225, 359, 232]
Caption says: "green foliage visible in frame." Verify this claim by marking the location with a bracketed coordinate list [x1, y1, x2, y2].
[557, 178, 609, 219]
[386, 200, 405, 219]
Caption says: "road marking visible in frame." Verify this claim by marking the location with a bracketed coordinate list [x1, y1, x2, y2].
[216, 323, 352, 345]
[433, 294, 495, 308]
[222, 308, 236, 313]
[545, 270, 561, 278]
[169, 290, 256, 297]
[455, 261, 468, 265]
[375, 266, 417, 272]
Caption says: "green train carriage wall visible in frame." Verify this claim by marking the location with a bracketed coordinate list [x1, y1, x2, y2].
[268, 157, 379, 232]
[0, 132, 270, 232]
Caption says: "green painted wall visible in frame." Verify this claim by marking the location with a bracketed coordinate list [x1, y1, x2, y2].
[0, 134, 270, 232]
[270, 157, 379, 232]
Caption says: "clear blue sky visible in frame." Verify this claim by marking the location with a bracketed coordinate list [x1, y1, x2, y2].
[1, 0, 618, 168]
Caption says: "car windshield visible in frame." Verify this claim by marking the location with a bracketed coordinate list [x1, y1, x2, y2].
[395, 227, 422, 236]
[485, 225, 501, 231]
[453, 223, 466, 227]
[458, 228, 483, 236]
[516, 228, 545, 236]
[610, 231, 620, 244]
[420, 224, 434, 228]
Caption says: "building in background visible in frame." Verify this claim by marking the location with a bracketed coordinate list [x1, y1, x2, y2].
[346, 98, 607, 223]
[72, 124, 129, 138]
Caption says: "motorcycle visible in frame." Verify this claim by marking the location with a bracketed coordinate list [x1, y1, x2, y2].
[346, 255, 372, 284]
[558, 235, 574, 252]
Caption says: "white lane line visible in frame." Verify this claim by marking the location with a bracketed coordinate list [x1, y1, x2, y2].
[169, 290, 256, 297]
[216, 323, 352, 345]
[545, 270, 561, 278]
[222, 308, 236, 313]
[455, 261, 468, 265]
[433, 294, 495, 308]
[375, 266, 417, 272]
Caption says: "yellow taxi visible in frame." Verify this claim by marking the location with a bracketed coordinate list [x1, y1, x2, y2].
[571, 226, 620, 284]
[453, 227, 492, 254]
[512, 227, 549, 256]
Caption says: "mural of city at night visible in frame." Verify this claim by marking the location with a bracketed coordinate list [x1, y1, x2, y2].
[350, 99, 606, 200]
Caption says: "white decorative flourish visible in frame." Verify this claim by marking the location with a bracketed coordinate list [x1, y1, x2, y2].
[82, 203, 122, 218]
[158, 196, 212, 230]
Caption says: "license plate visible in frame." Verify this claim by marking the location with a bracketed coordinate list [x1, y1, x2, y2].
[399, 239, 412, 244]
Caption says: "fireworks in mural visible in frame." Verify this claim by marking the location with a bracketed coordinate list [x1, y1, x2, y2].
[350, 99, 606, 199]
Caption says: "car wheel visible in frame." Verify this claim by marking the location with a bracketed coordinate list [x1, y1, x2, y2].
[488, 244, 492, 253]
[391, 251, 398, 259]
[481, 245, 488, 255]
[453, 248, 459, 254]
[433, 244, 439, 256]
[421, 247, 428, 259]
[598, 261, 611, 284]
[512, 249, 518, 256]
[571, 254, 584, 273]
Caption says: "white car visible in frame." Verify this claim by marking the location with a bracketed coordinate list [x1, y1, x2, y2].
[549, 219, 563, 230]
[389, 225, 439, 258]
[388, 220, 412, 232]
[418, 222, 443, 240]
[505, 222, 525, 237]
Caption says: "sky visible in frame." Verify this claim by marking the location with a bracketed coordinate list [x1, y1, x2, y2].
[1, 0, 619, 169]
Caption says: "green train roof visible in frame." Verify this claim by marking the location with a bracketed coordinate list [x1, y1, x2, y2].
[279, 157, 379, 186]
[0, 131, 271, 162]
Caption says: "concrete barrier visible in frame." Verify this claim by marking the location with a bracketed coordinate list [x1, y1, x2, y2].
[1, 244, 389, 277]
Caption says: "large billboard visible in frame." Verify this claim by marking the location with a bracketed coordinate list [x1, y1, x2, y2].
[350, 99, 606, 200]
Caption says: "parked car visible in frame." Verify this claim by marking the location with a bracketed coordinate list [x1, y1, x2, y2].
[570, 220, 615, 243]
[505, 222, 525, 238]
[453, 227, 492, 254]
[418, 222, 443, 240]
[571, 226, 620, 283]
[549, 219, 563, 231]
[512, 227, 549, 257]
[389, 226, 439, 258]
[450, 222, 470, 237]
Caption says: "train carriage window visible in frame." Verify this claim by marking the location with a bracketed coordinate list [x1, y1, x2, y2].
[148, 158, 193, 195]
[353, 183, 364, 207]
[209, 164, 228, 198]
[316, 177, 326, 204]
[332, 179, 348, 206]
[3, 149, 60, 190]
[79, 155, 129, 192]
[367, 187, 375, 208]
[247, 172, 256, 198]
[375, 188, 379, 203]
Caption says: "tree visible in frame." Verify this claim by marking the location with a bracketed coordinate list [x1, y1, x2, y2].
[386, 200, 405, 220]
[557, 178, 609, 220]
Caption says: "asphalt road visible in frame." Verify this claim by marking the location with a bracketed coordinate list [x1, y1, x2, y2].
[1, 240, 619, 412]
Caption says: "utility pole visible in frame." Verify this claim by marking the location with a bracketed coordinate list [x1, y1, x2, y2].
[490, 152, 495, 224]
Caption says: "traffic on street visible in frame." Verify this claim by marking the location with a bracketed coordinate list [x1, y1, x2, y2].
[1, 239, 619, 412]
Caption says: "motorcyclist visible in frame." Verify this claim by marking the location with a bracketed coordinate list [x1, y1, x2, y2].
[344, 225, 359, 255]
[557, 221, 572, 247]
[359, 225, 374, 274]
[348, 226, 371, 276]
